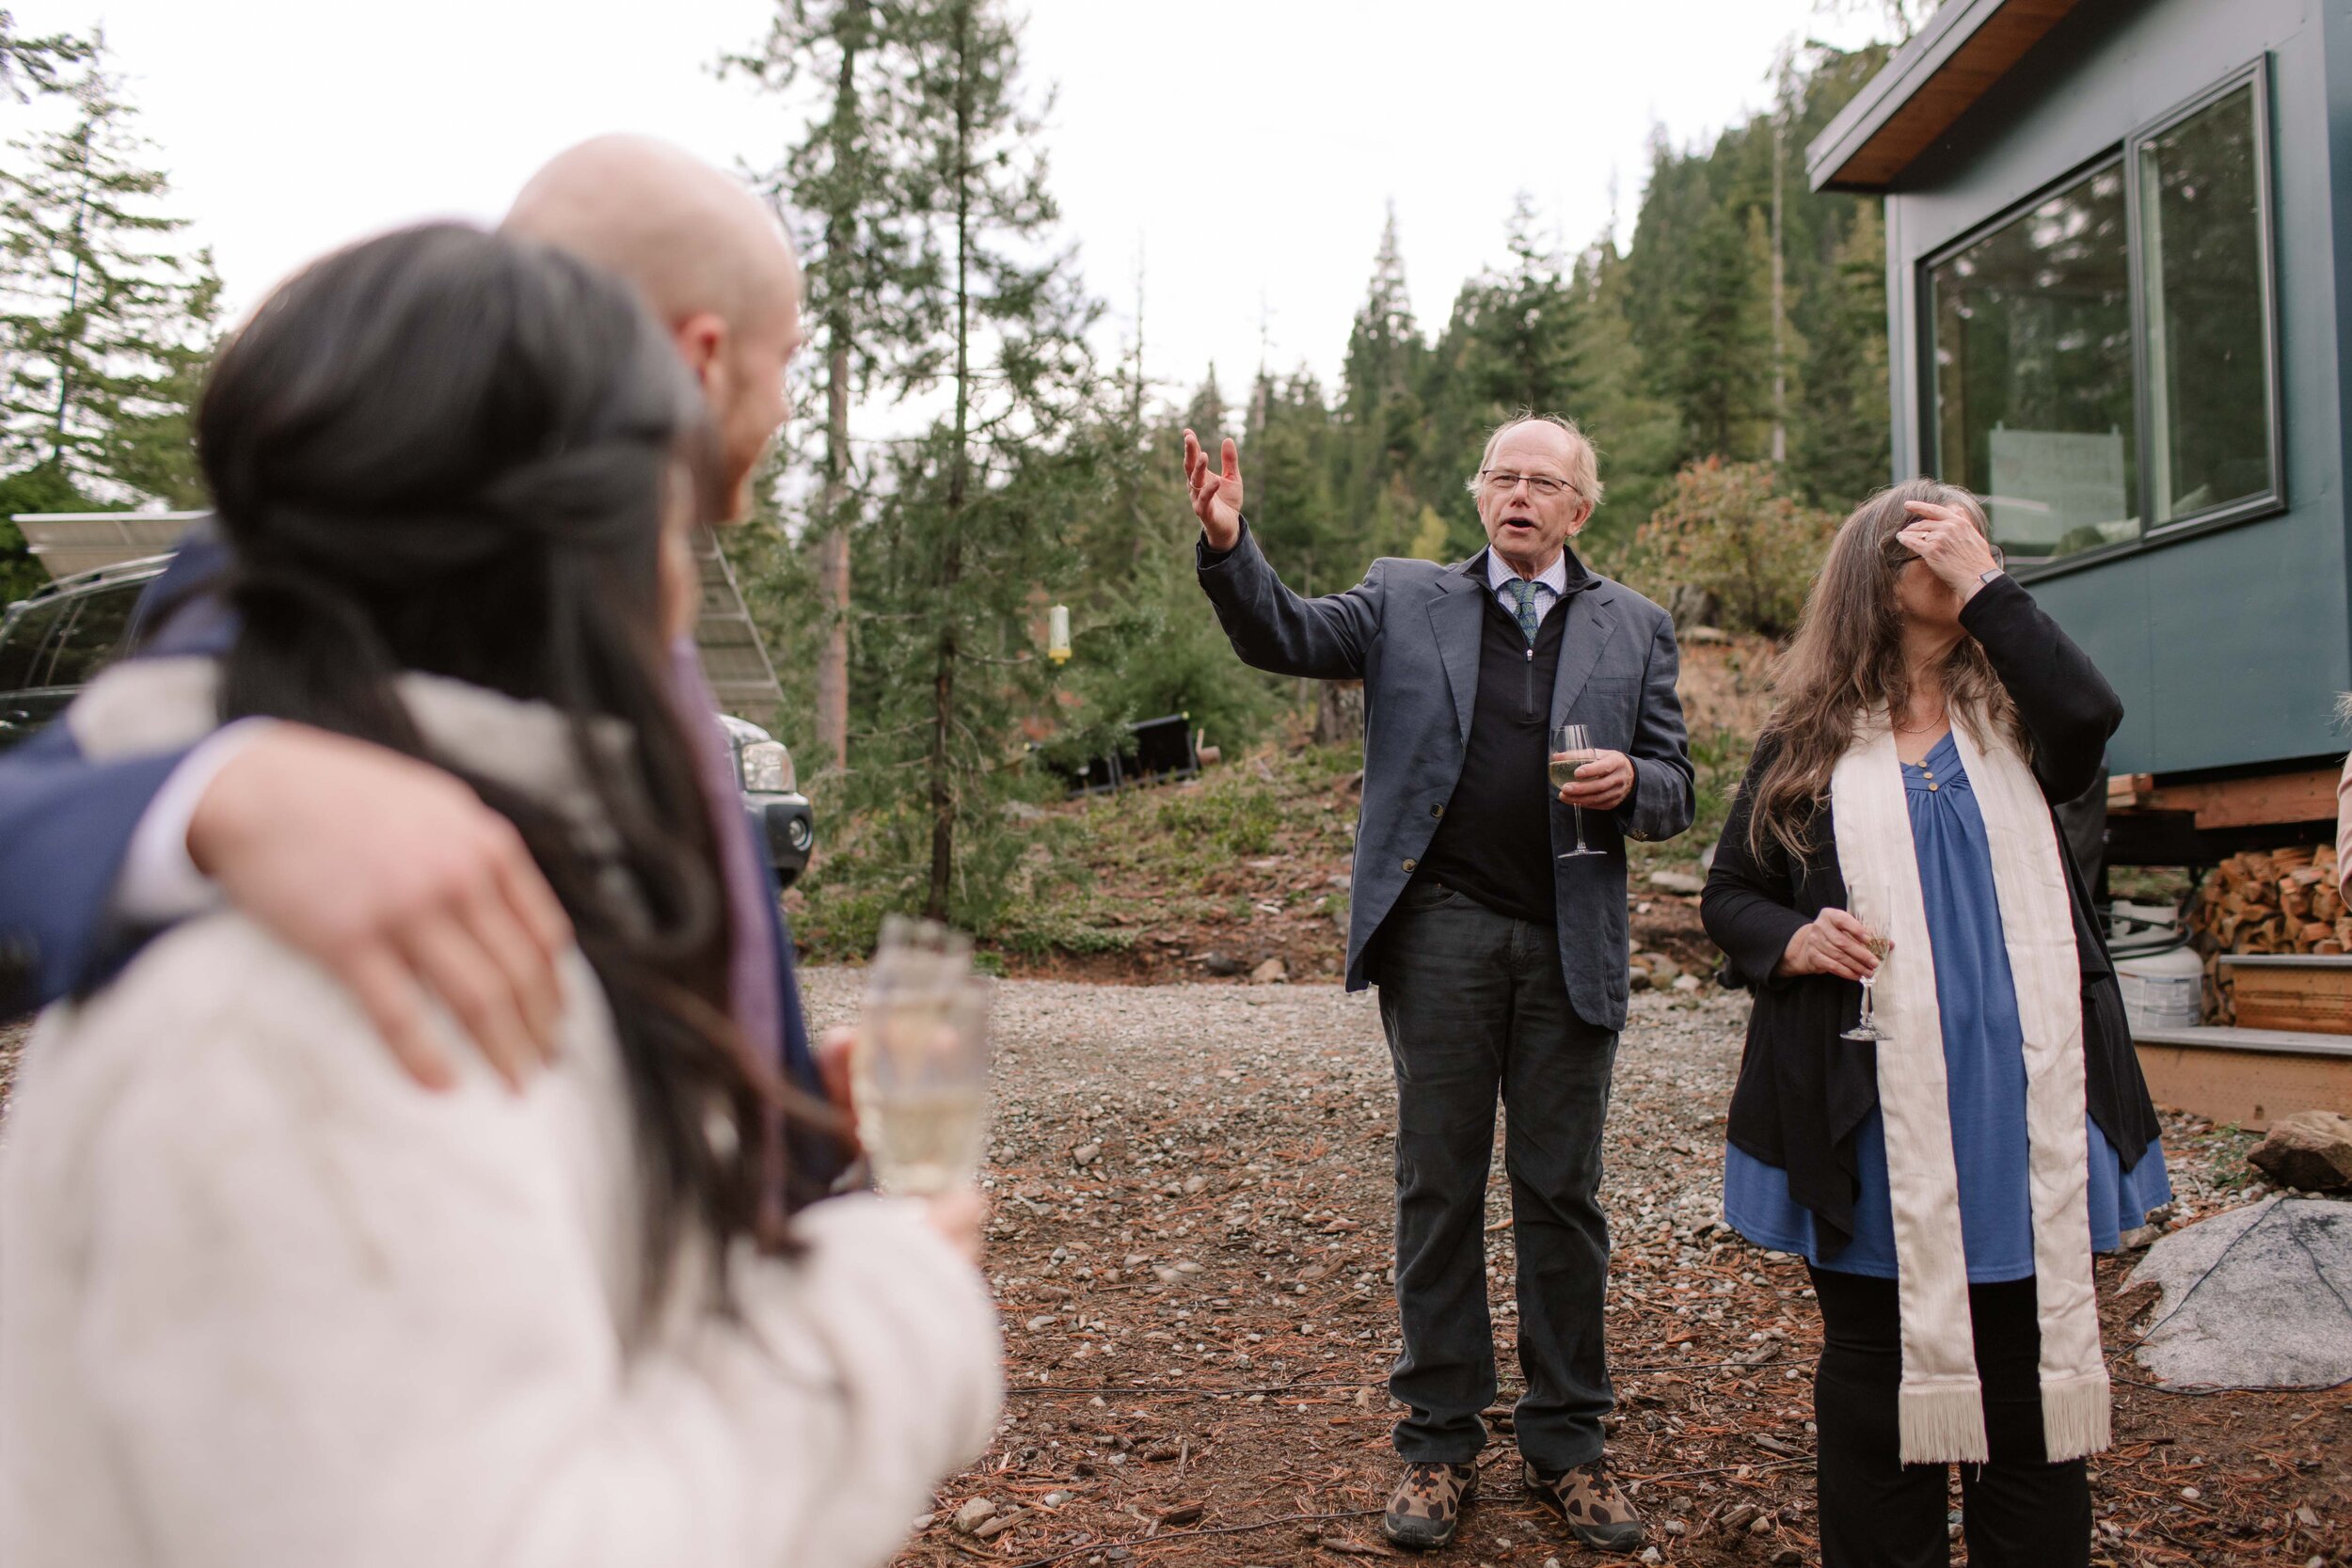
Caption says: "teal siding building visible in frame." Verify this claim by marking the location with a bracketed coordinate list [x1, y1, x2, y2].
[1811, 0, 2349, 788]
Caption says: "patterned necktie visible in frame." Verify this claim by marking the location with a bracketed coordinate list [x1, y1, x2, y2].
[1511, 578, 1540, 644]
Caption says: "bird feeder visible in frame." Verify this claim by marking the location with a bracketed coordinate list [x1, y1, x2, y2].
[1047, 603, 1072, 665]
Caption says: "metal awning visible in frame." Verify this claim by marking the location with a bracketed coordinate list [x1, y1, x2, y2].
[1806, 0, 2083, 193]
[691, 523, 785, 721]
[11, 511, 206, 579]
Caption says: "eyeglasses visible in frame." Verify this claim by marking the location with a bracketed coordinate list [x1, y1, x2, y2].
[1480, 469, 1574, 499]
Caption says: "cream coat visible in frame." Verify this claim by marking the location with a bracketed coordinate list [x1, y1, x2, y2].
[0, 663, 1002, 1568]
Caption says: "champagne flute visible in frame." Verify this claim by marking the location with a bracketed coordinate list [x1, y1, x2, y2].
[852, 918, 993, 1196]
[1839, 927, 1897, 1041]
[1549, 722, 1605, 860]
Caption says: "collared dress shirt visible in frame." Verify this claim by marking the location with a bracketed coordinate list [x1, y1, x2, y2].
[1486, 549, 1571, 630]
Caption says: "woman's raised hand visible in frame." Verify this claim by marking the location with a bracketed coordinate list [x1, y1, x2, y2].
[1776, 907, 1883, 981]
[1182, 428, 1245, 550]
[1898, 499, 2002, 602]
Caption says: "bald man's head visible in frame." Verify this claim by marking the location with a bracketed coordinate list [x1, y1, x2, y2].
[505, 135, 804, 519]
[504, 135, 799, 330]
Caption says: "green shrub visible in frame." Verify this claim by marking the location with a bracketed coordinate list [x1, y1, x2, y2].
[1155, 789, 1282, 856]
[1626, 457, 1836, 638]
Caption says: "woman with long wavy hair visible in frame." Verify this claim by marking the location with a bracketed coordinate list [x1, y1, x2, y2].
[0, 224, 999, 1568]
[1701, 479, 2169, 1568]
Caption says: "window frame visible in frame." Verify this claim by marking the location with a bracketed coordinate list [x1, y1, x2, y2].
[1920, 55, 2284, 583]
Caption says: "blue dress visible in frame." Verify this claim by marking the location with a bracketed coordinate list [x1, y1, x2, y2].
[1722, 732, 2172, 1282]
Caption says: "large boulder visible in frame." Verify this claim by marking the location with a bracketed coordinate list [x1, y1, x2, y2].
[2123, 1196, 2352, 1391]
[2249, 1110, 2352, 1193]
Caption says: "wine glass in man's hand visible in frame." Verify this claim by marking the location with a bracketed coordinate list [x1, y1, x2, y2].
[1182, 428, 1245, 550]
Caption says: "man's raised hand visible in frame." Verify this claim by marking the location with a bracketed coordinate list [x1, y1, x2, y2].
[1182, 428, 1245, 550]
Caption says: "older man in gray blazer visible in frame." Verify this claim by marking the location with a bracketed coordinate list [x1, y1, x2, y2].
[1184, 416, 1692, 1556]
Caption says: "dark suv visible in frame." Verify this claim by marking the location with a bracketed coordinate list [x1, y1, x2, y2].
[0, 560, 818, 887]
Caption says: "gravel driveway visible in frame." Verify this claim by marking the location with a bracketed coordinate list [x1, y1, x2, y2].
[799, 971, 2342, 1567]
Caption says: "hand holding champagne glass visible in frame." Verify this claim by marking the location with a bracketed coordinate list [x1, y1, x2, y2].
[852, 915, 993, 1196]
[1839, 927, 1896, 1041]
[1549, 723, 1605, 860]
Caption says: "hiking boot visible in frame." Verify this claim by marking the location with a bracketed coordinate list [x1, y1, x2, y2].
[1382, 1461, 1477, 1550]
[1524, 1457, 1645, 1554]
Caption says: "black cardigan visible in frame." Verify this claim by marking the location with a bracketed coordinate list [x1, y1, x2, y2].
[1700, 576, 2165, 1247]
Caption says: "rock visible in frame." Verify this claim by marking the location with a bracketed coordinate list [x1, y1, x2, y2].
[1640, 1551, 1663, 1564]
[1025, 1314, 1057, 1331]
[1073, 1142, 1101, 1166]
[1628, 969, 1653, 991]
[952, 1497, 996, 1533]
[1647, 869, 1706, 895]
[1183, 1174, 1208, 1195]
[1174, 1259, 1202, 1275]
[1672, 974, 1704, 993]
[2125, 1196, 2352, 1390]
[2249, 1111, 2352, 1192]
[1648, 959, 1680, 984]
[1197, 952, 1245, 977]
[1249, 957, 1288, 985]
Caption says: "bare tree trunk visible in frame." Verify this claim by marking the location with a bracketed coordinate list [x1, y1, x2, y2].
[816, 339, 852, 774]
[813, 10, 864, 778]
[1314, 681, 1366, 747]
[1770, 118, 1788, 466]
[925, 0, 974, 923]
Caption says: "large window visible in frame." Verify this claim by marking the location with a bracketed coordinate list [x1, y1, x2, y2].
[1928, 64, 2280, 570]
[1931, 165, 2137, 562]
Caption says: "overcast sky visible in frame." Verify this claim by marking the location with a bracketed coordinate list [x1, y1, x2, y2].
[9, 0, 1888, 426]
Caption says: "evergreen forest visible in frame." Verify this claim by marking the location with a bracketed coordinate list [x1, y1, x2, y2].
[0, 3, 1913, 936]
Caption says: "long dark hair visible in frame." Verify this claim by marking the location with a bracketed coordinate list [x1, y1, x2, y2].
[197, 222, 803, 1307]
[1747, 477, 2026, 863]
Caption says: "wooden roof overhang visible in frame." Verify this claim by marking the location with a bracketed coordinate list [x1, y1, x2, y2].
[1805, 0, 2084, 194]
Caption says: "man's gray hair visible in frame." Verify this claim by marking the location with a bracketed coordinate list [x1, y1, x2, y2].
[1463, 413, 1604, 512]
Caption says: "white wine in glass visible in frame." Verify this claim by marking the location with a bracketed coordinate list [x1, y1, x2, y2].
[1549, 722, 1605, 860]
[852, 923, 993, 1196]
[1840, 927, 1895, 1041]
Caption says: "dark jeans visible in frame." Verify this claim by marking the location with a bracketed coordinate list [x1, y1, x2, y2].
[1809, 1266, 2092, 1568]
[1376, 879, 1619, 1473]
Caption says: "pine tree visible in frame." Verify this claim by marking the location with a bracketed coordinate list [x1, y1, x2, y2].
[0, 11, 88, 102]
[867, 0, 1102, 924]
[0, 44, 219, 598]
[728, 0, 949, 776]
[1563, 237, 1679, 557]
[1791, 198, 1891, 507]
[1336, 206, 1425, 561]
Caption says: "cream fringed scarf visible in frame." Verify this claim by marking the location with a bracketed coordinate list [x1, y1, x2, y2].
[1829, 710, 2111, 1465]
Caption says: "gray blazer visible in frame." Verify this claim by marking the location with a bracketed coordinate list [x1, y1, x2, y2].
[1198, 521, 1694, 1033]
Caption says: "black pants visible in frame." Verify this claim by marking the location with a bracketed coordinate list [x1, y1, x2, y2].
[1377, 880, 1619, 1473]
[1809, 1266, 2091, 1568]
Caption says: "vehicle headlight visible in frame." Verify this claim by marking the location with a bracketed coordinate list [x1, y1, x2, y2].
[739, 738, 795, 795]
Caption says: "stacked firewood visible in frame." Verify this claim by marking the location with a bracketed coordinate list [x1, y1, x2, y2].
[2186, 845, 2344, 1023]
[2189, 844, 2345, 956]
